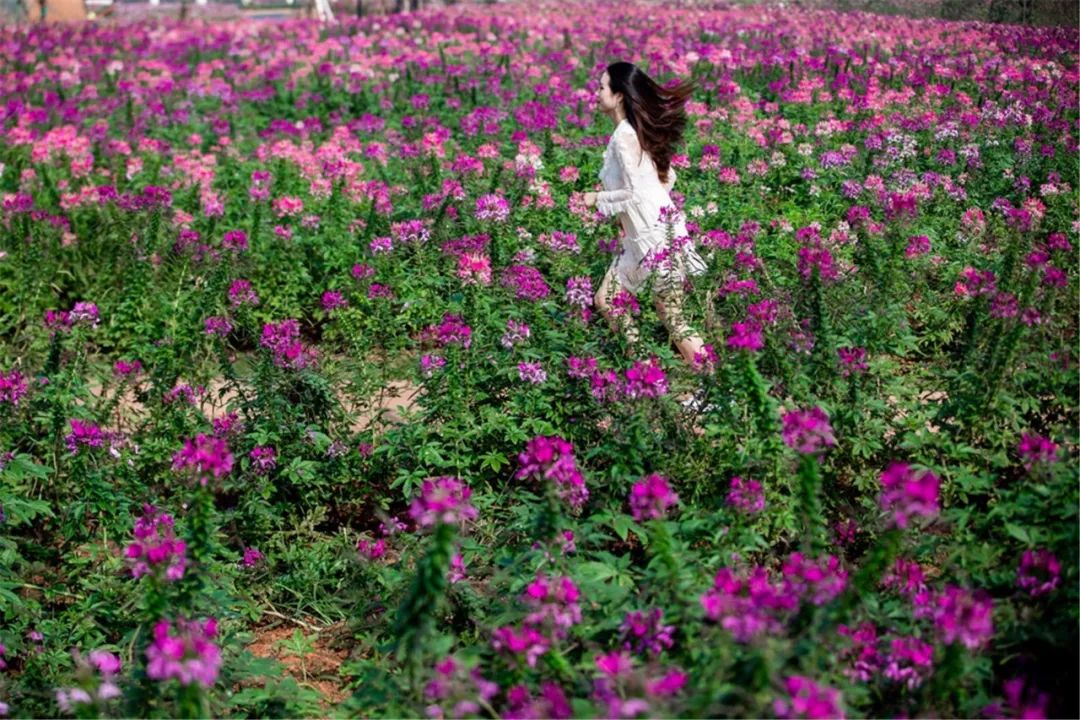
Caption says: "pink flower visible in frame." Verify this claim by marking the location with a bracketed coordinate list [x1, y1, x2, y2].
[523, 574, 582, 636]
[781, 407, 836, 454]
[518, 362, 547, 385]
[622, 357, 668, 399]
[408, 477, 478, 529]
[837, 346, 868, 377]
[773, 676, 845, 719]
[878, 463, 940, 529]
[516, 436, 588, 510]
[145, 617, 221, 689]
[172, 434, 233, 485]
[726, 476, 765, 514]
[357, 538, 386, 561]
[1016, 549, 1060, 597]
[321, 290, 348, 311]
[65, 419, 104, 455]
[882, 636, 934, 689]
[905, 234, 931, 258]
[241, 547, 264, 568]
[782, 552, 848, 605]
[491, 625, 549, 667]
[727, 321, 763, 351]
[474, 193, 510, 222]
[628, 474, 679, 521]
[249, 446, 276, 474]
[126, 505, 187, 582]
[930, 585, 994, 650]
[1017, 432, 1059, 471]
[595, 651, 634, 678]
[620, 609, 675, 656]
[0, 369, 28, 406]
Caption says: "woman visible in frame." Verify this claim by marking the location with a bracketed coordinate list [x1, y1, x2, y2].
[583, 61, 708, 367]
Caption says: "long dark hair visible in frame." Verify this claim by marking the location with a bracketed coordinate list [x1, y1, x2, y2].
[606, 61, 695, 185]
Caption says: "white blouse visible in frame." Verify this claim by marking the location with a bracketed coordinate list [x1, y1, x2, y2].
[596, 119, 706, 293]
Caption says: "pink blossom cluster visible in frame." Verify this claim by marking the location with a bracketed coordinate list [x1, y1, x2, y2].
[55, 649, 122, 714]
[408, 476, 478, 530]
[877, 462, 941, 529]
[591, 652, 688, 719]
[260, 318, 317, 370]
[516, 435, 588, 510]
[145, 617, 221, 689]
[622, 357, 669, 399]
[125, 504, 187, 582]
[421, 313, 472, 349]
[171, 434, 234, 485]
[773, 675, 845, 719]
[0, 369, 28, 406]
[65, 419, 104, 455]
[628, 474, 679, 521]
[781, 406, 836, 454]
[501, 265, 551, 302]
[726, 476, 765, 514]
[424, 656, 498, 720]
[620, 608, 675, 656]
[1016, 549, 1060, 597]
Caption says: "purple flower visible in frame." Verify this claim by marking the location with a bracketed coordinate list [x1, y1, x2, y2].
[491, 625, 549, 668]
[837, 346, 868, 377]
[357, 538, 386, 560]
[260, 319, 317, 370]
[796, 245, 839, 283]
[69, 301, 101, 328]
[221, 229, 248, 252]
[516, 435, 588, 510]
[65, 419, 104, 455]
[518, 362, 547, 385]
[878, 463, 940, 529]
[248, 446, 276, 474]
[929, 585, 994, 650]
[565, 276, 593, 308]
[782, 552, 848, 605]
[145, 617, 221, 689]
[727, 321, 763, 351]
[172, 434, 234, 485]
[1017, 432, 1059, 471]
[420, 354, 447, 377]
[125, 505, 187, 582]
[369, 236, 393, 254]
[228, 279, 260, 308]
[620, 609, 675, 656]
[1017, 549, 1060, 597]
[0, 369, 28, 406]
[523, 574, 582, 637]
[904, 235, 931, 258]
[474, 193, 510, 222]
[566, 355, 597, 379]
[204, 315, 232, 337]
[628, 474, 679, 521]
[622, 357, 668, 399]
[700, 566, 795, 642]
[501, 265, 551, 301]
[501, 319, 531, 349]
[241, 547, 264, 568]
[321, 290, 348, 311]
[595, 651, 635, 678]
[408, 477, 478, 529]
[423, 314, 472, 349]
[726, 476, 765, 514]
[773, 676, 845, 719]
[882, 636, 934, 689]
[781, 407, 836, 454]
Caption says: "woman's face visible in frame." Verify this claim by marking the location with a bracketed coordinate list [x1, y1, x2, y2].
[597, 72, 622, 115]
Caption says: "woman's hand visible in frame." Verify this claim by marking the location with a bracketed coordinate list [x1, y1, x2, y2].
[583, 192, 597, 207]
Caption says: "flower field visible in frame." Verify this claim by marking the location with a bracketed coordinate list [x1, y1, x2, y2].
[0, 2, 1077, 717]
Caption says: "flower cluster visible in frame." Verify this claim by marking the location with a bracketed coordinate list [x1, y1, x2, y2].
[1017, 432, 1059, 471]
[591, 652, 688, 719]
[878, 462, 940, 529]
[55, 649, 122, 715]
[424, 656, 498, 720]
[516, 435, 589, 510]
[145, 617, 221, 689]
[781, 407, 836, 454]
[171, 434, 234, 485]
[0, 369, 28, 406]
[726, 476, 765, 514]
[522, 574, 583, 637]
[773, 676, 845, 719]
[408, 476, 478, 530]
[1016, 549, 1060, 597]
[422, 313, 473, 349]
[65, 419, 104, 455]
[260, 318, 317, 370]
[622, 357, 669, 399]
[501, 265, 551, 301]
[125, 504, 187, 582]
[500, 319, 530, 349]
[628, 474, 679, 521]
[474, 193, 510, 222]
[620, 608, 675, 656]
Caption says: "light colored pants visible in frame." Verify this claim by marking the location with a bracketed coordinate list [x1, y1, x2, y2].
[598, 261, 696, 345]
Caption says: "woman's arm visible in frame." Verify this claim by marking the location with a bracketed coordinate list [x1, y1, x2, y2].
[594, 132, 640, 217]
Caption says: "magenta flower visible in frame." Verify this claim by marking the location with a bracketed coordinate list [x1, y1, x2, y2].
[65, 419, 104, 455]
[221, 229, 248, 252]
[781, 407, 836, 454]
[595, 651, 634, 678]
[204, 315, 232, 337]
[55, 649, 122, 713]
[357, 538, 386, 561]
[474, 193, 510, 222]
[408, 477, 478, 530]
[773, 675, 845, 720]
[145, 617, 221, 689]
[727, 321, 763, 351]
[878, 462, 940, 529]
[228, 279, 260, 308]
[240, 547, 264, 568]
[836, 346, 868, 377]
[504, 682, 572, 720]
[248, 446, 276, 475]
[501, 265, 551, 301]
[516, 435, 588, 510]
[904, 235, 931, 258]
[883, 636, 934, 689]
[796, 245, 839, 282]
[0, 369, 28, 406]
[1017, 432, 1059, 471]
[491, 625, 549, 668]
[321, 290, 348, 311]
[628, 474, 679, 521]
[171, 434, 234, 485]
[125, 505, 187, 582]
[782, 552, 848, 606]
[700, 566, 795, 642]
[620, 609, 675, 656]
[422, 314, 472, 349]
[456, 252, 492, 286]
[523, 574, 582, 637]
[565, 276, 593, 308]
[566, 356, 598, 379]
[518, 362, 547, 385]
[726, 476, 765, 514]
[646, 669, 688, 698]
[929, 585, 994, 650]
[622, 357, 669, 399]
[1016, 549, 1061, 597]
[501, 319, 531, 349]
